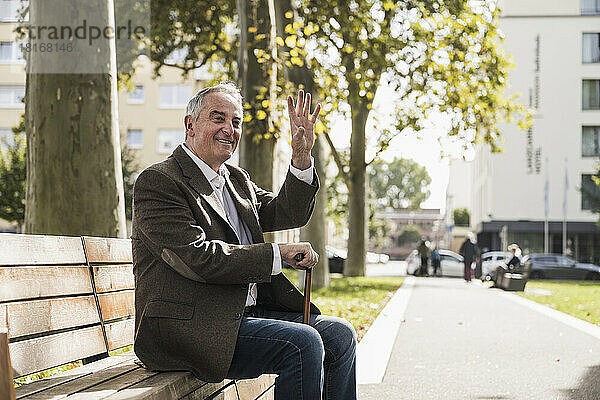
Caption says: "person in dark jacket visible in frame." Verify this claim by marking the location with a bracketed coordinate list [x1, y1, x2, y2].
[459, 233, 478, 282]
[431, 245, 441, 277]
[417, 239, 430, 276]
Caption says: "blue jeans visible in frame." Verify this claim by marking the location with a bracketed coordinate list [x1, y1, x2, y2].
[226, 306, 357, 400]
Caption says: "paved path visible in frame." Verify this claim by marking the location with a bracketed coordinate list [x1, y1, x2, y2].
[358, 276, 600, 400]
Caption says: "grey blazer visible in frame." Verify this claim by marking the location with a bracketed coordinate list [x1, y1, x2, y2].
[131, 145, 320, 382]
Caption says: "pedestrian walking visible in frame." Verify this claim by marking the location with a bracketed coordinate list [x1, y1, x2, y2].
[459, 233, 478, 282]
[417, 239, 430, 276]
[431, 245, 441, 276]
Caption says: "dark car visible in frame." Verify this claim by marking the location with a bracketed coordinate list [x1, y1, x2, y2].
[523, 253, 600, 280]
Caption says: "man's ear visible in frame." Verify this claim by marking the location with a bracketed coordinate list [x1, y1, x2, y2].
[184, 115, 194, 136]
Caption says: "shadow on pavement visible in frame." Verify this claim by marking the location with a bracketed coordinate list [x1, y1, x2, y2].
[562, 364, 600, 400]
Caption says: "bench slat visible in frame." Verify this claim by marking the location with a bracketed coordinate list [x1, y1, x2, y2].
[0, 266, 92, 302]
[105, 319, 135, 352]
[67, 366, 159, 400]
[102, 372, 216, 400]
[10, 325, 107, 378]
[98, 291, 135, 322]
[0, 234, 85, 265]
[2, 296, 100, 339]
[236, 375, 276, 400]
[93, 266, 135, 293]
[15, 353, 137, 399]
[84, 237, 132, 264]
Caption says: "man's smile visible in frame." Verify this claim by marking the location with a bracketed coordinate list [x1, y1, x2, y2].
[216, 138, 234, 145]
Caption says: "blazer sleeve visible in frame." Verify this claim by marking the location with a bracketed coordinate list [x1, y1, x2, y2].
[250, 169, 319, 233]
[132, 168, 273, 285]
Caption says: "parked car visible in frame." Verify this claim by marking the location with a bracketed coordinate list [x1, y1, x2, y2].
[366, 251, 389, 264]
[406, 249, 470, 277]
[481, 251, 513, 281]
[326, 246, 347, 274]
[523, 254, 600, 280]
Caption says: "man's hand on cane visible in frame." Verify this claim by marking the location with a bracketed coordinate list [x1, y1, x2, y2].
[278, 243, 319, 271]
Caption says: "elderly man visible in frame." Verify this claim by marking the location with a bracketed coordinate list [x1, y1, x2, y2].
[131, 82, 357, 399]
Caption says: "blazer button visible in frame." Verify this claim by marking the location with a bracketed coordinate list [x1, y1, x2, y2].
[234, 312, 242, 320]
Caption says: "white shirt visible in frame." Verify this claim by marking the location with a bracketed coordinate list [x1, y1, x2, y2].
[182, 144, 314, 306]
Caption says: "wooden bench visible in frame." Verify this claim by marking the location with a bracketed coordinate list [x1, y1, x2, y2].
[0, 233, 275, 399]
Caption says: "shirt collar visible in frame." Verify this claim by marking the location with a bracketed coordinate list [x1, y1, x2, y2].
[182, 143, 227, 188]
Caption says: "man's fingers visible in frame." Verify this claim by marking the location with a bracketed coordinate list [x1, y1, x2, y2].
[303, 92, 311, 117]
[296, 90, 304, 115]
[310, 103, 321, 124]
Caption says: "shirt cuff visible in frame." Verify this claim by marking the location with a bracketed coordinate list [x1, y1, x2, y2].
[271, 243, 282, 275]
[289, 156, 314, 184]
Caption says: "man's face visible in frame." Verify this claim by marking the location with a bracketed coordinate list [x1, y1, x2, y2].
[184, 91, 242, 171]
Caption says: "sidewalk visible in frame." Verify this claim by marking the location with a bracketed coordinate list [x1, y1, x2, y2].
[357, 276, 600, 400]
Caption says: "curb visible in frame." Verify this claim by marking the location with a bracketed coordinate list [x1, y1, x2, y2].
[356, 276, 415, 385]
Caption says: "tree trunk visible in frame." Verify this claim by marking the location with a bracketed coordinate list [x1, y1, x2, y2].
[344, 98, 369, 277]
[25, 0, 126, 237]
[237, 0, 276, 192]
[275, 0, 329, 289]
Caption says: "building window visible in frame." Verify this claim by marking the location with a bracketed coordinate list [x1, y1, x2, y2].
[583, 80, 600, 110]
[127, 85, 144, 104]
[583, 126, 600, 156]
[582, 0, 600, 15]
[0, 42, 24, 63]
[159, 85, 191, 109]
[582, 174, 600, 210]
[127, 129, 143, 149]
[583, 33, 600, 63]
[157, 129, 184, 154]
[0, 0, 20, 21]
[0, 86, 25, 108]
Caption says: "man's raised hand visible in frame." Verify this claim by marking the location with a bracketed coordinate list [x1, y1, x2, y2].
[287, 90, 321, 170]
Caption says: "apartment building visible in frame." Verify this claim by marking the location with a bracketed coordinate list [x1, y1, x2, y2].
[454, 0, 600, 262]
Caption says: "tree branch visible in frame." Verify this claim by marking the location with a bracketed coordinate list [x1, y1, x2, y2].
[321, 130, 350, 188]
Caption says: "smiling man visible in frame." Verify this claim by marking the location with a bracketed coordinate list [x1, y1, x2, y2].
[131, 82, 357, 399]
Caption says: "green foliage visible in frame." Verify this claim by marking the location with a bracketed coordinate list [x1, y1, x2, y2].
[121, 147, 139, 220]
[397, 224, 421, 246]
[149, 0, 237, 78]
[453, 207, 470, 227]
[368, 157, 431, 209]
[368, 203, 392, 250]
[0, 116, 26, 226]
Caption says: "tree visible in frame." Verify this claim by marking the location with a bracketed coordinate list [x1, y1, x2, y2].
[298, 0, 530, 276]
[453, 208, 470, 227]
[397, 224, 421, 246]
[369, 158, 431, 210]
[25, 0, 127, 237]
[0, 117, 26, 228]
[584, 169, 600, 226]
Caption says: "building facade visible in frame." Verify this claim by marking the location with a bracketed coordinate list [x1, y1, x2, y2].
[462, 0, 600, 262]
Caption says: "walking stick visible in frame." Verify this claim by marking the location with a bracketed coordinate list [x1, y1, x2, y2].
[295, 253, 312, 325]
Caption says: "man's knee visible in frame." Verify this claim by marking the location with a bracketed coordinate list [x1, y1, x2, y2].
[322, 317, 357, 359]
[286, 324, 325, 366]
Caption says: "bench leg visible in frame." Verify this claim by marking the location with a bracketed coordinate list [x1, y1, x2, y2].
[0, 329, 16, 400]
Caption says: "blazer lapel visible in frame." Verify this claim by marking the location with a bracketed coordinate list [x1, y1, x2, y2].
[224, 168, 264, 243]
[172, 146, 233, 234]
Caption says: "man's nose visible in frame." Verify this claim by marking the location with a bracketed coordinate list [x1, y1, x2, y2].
[223, 120, 234, 135]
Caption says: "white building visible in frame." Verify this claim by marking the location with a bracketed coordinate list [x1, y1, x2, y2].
[459, 0, 600, 262]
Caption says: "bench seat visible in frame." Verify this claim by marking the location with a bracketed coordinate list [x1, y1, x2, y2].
[1, 233, 275, 400]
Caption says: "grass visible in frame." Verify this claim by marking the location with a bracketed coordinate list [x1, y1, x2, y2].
[517, 280, 600, 327]
[312, 276, 405, 342]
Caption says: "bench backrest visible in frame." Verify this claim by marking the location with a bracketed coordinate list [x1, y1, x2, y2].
[0, 233, 134, 378]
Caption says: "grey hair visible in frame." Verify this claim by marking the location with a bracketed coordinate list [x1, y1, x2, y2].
[185, 82, 243, 122]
